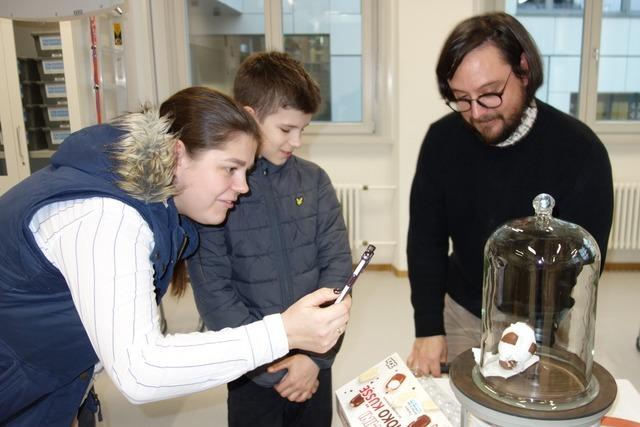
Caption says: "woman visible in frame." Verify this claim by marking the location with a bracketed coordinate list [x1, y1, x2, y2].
[0, 87, 350, 426]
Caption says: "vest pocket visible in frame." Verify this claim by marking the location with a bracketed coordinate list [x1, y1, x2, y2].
[0, 341, 51, 423]
[43, 370, 93, 425]
[0, 341, 91, 426]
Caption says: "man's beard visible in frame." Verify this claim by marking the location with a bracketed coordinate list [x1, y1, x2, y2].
[467, 100, 528, 145]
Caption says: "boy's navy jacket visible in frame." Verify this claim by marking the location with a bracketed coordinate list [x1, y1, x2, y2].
[0, 123, 197, 425]
[188, 155, 352, 387]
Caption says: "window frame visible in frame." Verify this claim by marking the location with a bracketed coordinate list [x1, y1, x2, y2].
[157, 0, 377, 136]
[265, 0, 376, 134]
[582, 0, 640, 142]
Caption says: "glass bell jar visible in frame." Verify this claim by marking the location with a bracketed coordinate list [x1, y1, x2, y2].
[474, 193, 601, 411]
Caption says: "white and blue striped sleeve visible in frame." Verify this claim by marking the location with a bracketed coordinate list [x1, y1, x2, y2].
[29, 197, 288, 404]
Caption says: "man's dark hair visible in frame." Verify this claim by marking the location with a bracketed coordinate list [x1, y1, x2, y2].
[436, 12, 543, 104]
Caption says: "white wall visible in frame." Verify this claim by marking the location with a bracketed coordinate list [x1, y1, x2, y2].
[393, 2, 477, 270]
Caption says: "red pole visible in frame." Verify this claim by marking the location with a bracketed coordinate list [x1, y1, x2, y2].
[89, 17, 102, 124]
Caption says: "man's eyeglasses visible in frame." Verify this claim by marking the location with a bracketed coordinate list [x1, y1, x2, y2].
[445, 71, 512, 113]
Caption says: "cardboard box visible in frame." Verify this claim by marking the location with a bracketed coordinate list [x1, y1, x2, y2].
[336, 353, 453, 427]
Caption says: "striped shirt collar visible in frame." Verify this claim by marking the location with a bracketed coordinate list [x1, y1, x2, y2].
[495, 100, 538, 148]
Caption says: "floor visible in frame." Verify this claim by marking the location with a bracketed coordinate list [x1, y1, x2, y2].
[94, 270, 640, 426]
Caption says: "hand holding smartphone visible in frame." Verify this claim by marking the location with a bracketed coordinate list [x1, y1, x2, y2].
[334, 244, 376, 304]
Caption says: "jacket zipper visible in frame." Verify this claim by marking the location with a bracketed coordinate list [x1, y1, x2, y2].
[261, 166, 295, 307]
[177, 233, 189, 260]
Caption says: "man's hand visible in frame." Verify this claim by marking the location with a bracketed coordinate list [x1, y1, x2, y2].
[407, 336, 447, 377]
[268, 354, 320, 402]
[282, 288, 350, 353]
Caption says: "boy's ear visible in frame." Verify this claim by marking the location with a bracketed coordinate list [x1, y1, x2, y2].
[243, 106, 257, 118]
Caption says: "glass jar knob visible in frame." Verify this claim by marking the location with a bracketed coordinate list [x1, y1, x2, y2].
[533, 193, 555, 217]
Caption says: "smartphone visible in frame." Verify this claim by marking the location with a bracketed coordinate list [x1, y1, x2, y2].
[334, 244, 376, 304]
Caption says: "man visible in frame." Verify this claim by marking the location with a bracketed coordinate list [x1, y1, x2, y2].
[406, 12, 613, 377]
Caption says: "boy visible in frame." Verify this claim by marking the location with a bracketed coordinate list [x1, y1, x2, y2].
[187, 51, 352, 426]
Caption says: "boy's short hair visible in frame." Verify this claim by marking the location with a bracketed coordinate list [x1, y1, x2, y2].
[233, 51, 321, 121]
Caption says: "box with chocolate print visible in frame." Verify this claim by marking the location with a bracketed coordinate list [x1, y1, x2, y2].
[335, 353, 453, 427]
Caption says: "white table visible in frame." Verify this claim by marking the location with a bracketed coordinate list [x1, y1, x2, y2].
[433, 377, 640, 426]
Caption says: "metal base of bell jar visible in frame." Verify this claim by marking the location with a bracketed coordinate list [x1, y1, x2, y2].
[449, 349, 617, 427]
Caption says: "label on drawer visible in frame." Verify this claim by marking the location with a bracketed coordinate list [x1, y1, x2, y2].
[47, 106, 69, 121]
[45, 83, 67, 98]
[50, 129, 71, 145]
[41, 59, 64, 74]
[38, 34, 62, 50]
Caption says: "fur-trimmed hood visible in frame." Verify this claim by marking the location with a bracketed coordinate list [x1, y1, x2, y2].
[51, 109, 178, 203]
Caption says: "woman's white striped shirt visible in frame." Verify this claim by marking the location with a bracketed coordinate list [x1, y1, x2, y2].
[29, 197, 288, 404]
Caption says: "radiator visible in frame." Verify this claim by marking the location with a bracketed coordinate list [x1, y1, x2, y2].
[335, 185, 361, 251]
[335, 183, 640, 252]
[610, 182, 640, 250]
[335, 184, 396, 251]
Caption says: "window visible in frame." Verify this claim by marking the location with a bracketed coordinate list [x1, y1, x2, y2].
[506, 0, 640, 141]
[515, 0, 584, 14]
[186, 0, 372, 131]
[187, 1, 266, 95]
[596, 0, 640, 122]
[507, 1, 585, 117]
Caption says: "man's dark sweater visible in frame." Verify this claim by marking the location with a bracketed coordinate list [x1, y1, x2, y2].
[407, 100, 613, 337]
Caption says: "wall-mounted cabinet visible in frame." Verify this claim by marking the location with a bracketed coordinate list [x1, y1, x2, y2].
[0, 12, 128, 195]
[17, 24, 71, 172]
[0, 17, 32, 192]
